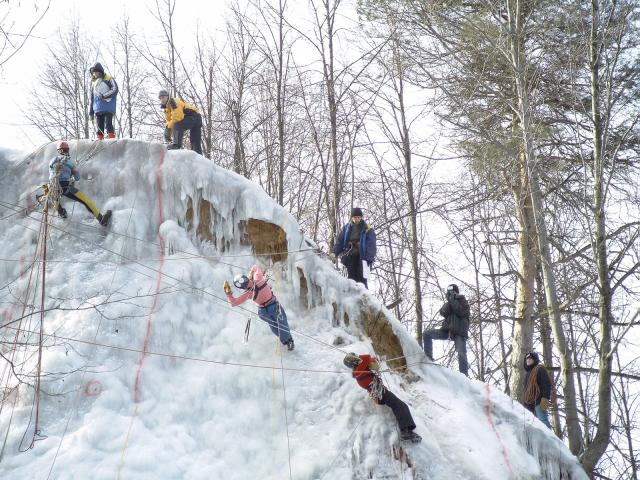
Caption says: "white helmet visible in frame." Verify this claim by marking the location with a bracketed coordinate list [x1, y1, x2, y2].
[233, 274, 250, 290]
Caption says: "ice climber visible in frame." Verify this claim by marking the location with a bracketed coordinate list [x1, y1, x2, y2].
[422, 284, 470, 376]
[46, 141, 112, 226]
[224, 265, 295, 351]
[333, 207, 376, 289]
[523, 352, 553, 430]
[89, 62, 118, 140]
[343, 353, 422, 443]
[158, 89, 203, 155]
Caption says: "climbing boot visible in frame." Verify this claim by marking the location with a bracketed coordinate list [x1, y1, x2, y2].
[98, 210, 112, 227]
[400, 429, 422, 443]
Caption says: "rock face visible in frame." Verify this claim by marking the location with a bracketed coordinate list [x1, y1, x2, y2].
[185, 188, 406, 370]
[297, 266, 407, 371]
[359, 300, 406, 371]
[185, 195, 288, 265]
[240, 218, 288, 264]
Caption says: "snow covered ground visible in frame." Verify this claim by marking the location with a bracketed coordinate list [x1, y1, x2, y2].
[0, 140, 586, 479]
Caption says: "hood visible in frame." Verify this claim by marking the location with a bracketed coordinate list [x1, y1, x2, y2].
[524, 352, 540, 371]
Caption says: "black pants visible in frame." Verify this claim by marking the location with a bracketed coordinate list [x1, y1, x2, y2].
[57, 181, 100, 218]
[173, 113, 203, 154]
[379, 389, 415, 431]
[96, 112, 114, 136]
[343, 254, 368, 289]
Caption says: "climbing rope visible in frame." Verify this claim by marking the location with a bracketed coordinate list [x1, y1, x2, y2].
[31, 199, 50, 447]
[319, 416, 365, 479]
[46, 158, 143, 479]
[4, 325, 350, 375]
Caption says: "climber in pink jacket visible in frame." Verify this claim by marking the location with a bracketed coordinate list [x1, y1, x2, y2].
[224, 265, 295, 351]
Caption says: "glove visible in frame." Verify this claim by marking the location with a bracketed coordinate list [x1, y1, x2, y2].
[328, 253, 337, 262]
[369, 362, 380, 371]
[223, 280, 232, 295]
[539, 398, 550, 412]
[73, 174, 80, 182]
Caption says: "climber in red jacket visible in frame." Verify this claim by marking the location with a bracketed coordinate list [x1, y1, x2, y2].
[344, 353, 421, 443]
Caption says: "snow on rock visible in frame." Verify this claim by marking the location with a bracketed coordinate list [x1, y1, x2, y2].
[0, 139, 587, 479]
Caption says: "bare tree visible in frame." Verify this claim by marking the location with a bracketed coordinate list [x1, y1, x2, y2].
[0, 0, 51, 68]
[112, 16, 149, 139]
[24, 21, 95, 141]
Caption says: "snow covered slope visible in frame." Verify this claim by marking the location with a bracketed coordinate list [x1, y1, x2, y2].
[0, 140, 587, 479]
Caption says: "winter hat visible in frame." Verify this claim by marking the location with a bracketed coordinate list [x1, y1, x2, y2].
[351, 207, 363, 218]
[447, 284, 459, 294]
[158, 89, 170, 98]
[89, 62, 104, 75]
[343, 353, 361, 369]
[525, 352, 540, 364]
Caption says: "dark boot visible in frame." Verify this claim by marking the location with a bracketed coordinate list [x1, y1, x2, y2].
[98, 210, 112, 226]
[400, 429, 422, 443]
[286, 338, 295, 351]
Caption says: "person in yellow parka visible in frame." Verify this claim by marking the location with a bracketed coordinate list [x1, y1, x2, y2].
[158, 89, 203, 155]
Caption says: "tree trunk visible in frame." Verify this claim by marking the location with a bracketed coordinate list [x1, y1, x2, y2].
[323, 0, 340, 250]
[508, 167, 536, 401]
[276, 0, 286, 205]
[581, 1, 613, 472]
[538, 266, 562, 437]
[392, 38, 424, 345]
[507, 0, 583, 454]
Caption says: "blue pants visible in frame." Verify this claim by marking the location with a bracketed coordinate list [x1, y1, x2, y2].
[257, 302, 292, 344]
[535, 404, 552, 429]
[422, 329, 469, 376]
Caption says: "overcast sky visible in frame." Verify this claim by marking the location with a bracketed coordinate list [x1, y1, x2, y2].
[0, 0, 229, 149]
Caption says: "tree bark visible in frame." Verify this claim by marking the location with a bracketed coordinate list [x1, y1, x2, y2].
[580, 0, 613, 473]
[506, 0, 583, 454]
[508, 165, 536, 401]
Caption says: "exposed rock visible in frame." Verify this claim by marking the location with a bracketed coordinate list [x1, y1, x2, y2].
[297, 267, 308, 309]
[360, 300, 406, 371]
[185, 196, 286, 262]
[185, 195, 217, 245]
[239, 218, 288, 264]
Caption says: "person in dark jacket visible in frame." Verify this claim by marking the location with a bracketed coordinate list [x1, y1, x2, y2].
[523, 352, 552, 429]
[158, 89, 203, 155]
[422, 284, 470, 376]
[343, 353, 421, 443]
[333, 207, 376, 289]
[89, 63, 118, 139]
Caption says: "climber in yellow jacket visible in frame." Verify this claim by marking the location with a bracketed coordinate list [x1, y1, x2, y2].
[158, 89, 203, 155]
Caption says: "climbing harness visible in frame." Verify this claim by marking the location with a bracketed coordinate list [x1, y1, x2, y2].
[368, 373, 385, 402]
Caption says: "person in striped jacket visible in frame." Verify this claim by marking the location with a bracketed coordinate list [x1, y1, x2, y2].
[224, 265, 294, 351]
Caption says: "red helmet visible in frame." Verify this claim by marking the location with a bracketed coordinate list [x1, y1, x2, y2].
[57, 141, 69, 152]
